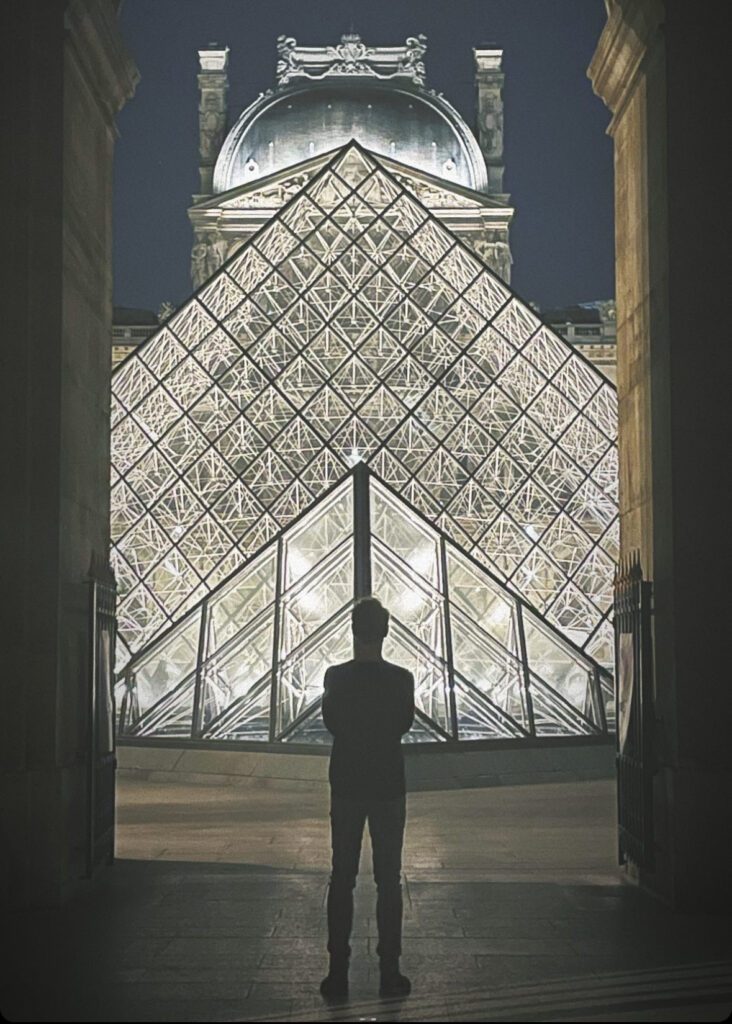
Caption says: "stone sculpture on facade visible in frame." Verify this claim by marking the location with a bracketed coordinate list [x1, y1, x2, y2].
[276, 33, 428, 86]
[199, 104, 226, 161]
[190, 232, 229, 288]
[471, 239, 512, 281]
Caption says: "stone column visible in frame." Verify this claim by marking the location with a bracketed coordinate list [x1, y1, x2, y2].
[1, 0, 138, 907]
[197, 44, 229, 197]
[473, 48, 505, 196]
[589, 0, 731, 912]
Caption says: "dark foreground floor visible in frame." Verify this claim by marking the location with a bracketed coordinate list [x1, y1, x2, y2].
[3, 777, 731, 1022]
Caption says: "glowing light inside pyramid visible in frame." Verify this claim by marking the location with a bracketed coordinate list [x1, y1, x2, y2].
[111, 143, 618, 678]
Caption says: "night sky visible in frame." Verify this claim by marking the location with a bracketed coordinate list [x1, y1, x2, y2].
[113, 0, 613, 314]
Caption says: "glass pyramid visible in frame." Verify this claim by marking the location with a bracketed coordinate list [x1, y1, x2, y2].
[115, 466, 614, 744]
[111, 142, 618, 682]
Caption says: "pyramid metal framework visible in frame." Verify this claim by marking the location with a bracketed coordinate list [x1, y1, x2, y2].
[115, 466, 614, 744]
[111, 143, 618, 685]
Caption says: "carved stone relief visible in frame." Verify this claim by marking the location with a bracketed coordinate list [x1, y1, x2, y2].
[191, 232, 229, 288]
[275, 33, 428, 86]
[463, 236, 512, 283]
[199, 107, 226, 160]
[223, 171, 313, 209]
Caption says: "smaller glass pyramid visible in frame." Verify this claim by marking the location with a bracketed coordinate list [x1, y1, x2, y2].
[115, 466, 614, 745]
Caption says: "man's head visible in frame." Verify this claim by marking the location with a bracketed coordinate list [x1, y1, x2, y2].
[351, 596, 390, 644]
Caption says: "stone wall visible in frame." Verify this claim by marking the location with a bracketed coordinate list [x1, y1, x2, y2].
[0, 0, 137, 907]
[589, 0, 731, 911]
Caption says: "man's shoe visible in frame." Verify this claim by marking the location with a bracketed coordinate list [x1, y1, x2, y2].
[320, 969, 349, 1001]
[379, 964, 411, 998]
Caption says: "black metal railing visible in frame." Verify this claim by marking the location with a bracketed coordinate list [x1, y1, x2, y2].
[87, 566, 117, 877]
[614, 550, 654, 868]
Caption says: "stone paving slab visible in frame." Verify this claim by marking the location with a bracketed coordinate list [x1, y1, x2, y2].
[2, 776, 731, 1022]
[117, 739, 615, 791]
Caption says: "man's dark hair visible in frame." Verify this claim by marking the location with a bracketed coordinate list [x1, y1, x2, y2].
[351, 596, 389, 642]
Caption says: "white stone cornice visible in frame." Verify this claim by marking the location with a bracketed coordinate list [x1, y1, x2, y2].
[64, 0, 139, 123]
[198, 46, 229, 72]
[588, 0, 665, 132]
[473, 48, 503, 77]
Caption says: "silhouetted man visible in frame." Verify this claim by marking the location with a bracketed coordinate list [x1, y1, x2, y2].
[320, 596, 415, 1001]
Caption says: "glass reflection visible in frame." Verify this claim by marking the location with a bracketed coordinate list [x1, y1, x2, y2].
[371, 479, 440, 588]
[206, 547, 276, 656]
[523, 610, 599, 726]
[446, 546, 518, 654]
[284, 479, 353, 589]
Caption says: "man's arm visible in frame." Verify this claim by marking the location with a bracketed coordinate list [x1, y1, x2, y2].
[321, 667, 342, 736]
[399, 671, 416, 735]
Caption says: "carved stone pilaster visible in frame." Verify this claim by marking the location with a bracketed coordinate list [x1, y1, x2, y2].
[473, 48, 505, 196]
[197, 45, 229, 196]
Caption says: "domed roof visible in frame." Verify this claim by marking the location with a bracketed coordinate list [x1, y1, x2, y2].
[213, 80, 488, 195]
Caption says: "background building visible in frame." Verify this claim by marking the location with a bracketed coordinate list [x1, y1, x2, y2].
[188, 37, 513, 289]
[541, 300, 616, 382]
[112, 307, 159, 366]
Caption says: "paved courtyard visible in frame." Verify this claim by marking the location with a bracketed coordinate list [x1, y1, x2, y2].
[3, 774, 732, 1021]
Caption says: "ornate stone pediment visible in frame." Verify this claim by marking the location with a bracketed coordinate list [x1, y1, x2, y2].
[276, 33, 428, 86]
[190, 146, 513, 287]
[196, 146, 506, 215]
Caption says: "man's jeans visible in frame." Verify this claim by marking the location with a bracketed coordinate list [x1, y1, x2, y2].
[327, 794, 406, 964]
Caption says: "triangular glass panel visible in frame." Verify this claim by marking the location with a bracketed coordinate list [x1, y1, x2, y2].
[120, 616, 200, 736]
[529, 674, 597, 737]
[522, 608, 602, 728]
[370, 477, 440, 588]
[202, 674, 272, 741]
[198, 610, 275, 726]
[206, 546, 277, 655]
[449, 605, 529, 731]
[128, 675, 196, 738]
[276, 607, 353, 737]
[372, 542, 444, 655]
[332, 146, 379, 187]
[281, 701, 333, 746]
[382, 620, 451, 737]
[402, 711, 447, 744]
[283, 478, 353, 588]
[453, 674, 526, 741]
[279, 540, 353, 658]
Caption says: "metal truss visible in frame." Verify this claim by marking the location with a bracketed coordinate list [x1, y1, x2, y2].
[111, 142, 618, 678]
[116, 466, 614, 744]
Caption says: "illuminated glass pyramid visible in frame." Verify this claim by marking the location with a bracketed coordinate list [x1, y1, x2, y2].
[115, 467, 614, 743]
[111, 143, 618, 683]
